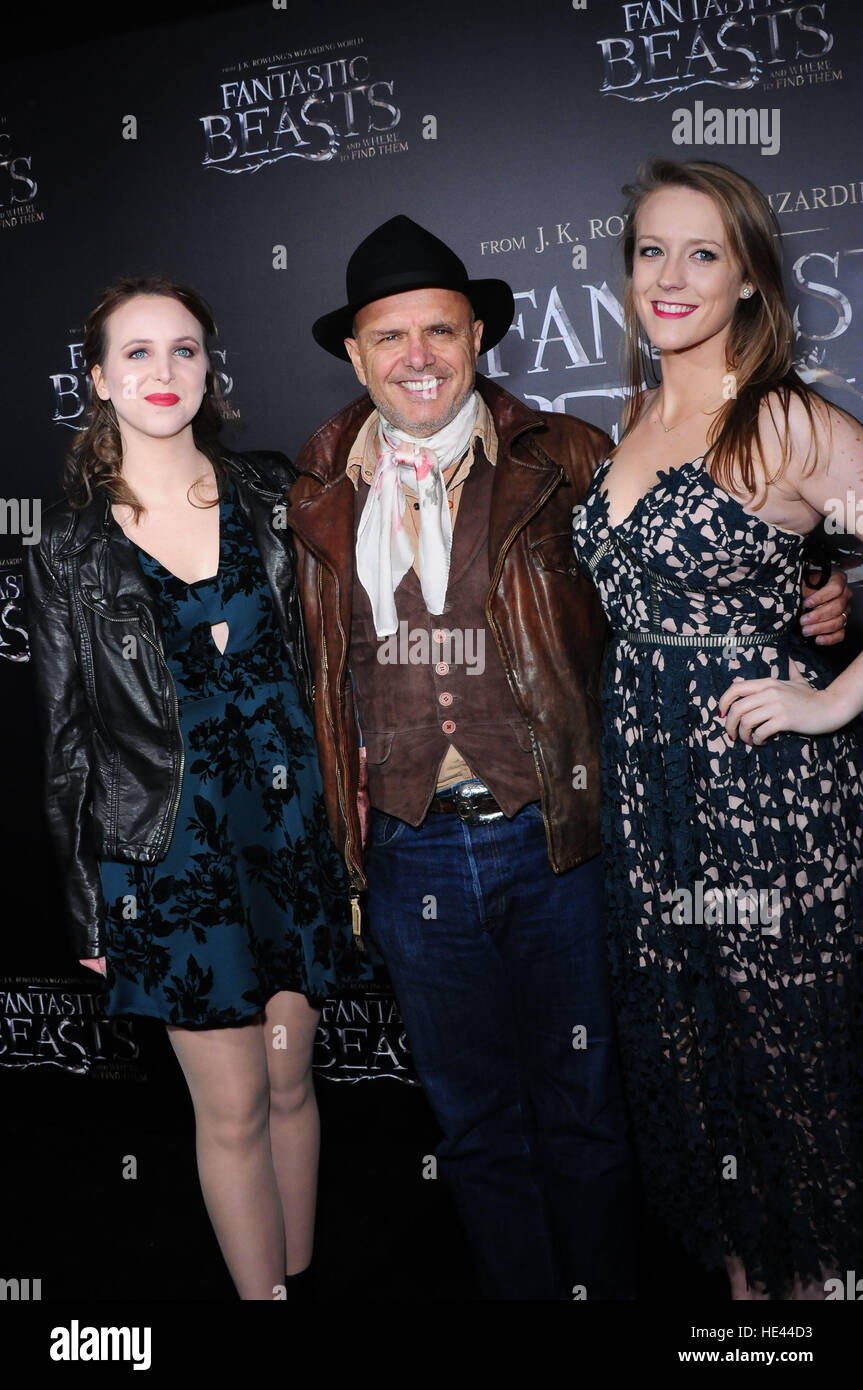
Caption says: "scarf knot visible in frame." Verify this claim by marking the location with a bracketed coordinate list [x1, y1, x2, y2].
[356, 392, 479, 637]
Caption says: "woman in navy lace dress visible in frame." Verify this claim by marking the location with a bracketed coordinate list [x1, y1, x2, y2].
[27, 278, 366, 1299]
[571, 160, 863, 1299]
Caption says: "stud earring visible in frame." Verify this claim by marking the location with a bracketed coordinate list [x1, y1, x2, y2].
[741, 286, 753, 298]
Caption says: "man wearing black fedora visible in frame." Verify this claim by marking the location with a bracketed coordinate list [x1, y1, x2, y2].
[287, 215, 851, 1301]
[285, 214, 633, 1300]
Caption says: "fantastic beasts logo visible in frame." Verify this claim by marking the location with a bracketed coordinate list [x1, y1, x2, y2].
[597, 1, 836, 100]
[200, 51, 401, 172]
[0, 572, 28, 663]
[0, 124, 42, 230]
[0, 980, 142, 1077]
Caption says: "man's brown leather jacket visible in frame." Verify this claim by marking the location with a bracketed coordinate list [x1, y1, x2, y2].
[288, 374, 611, 897]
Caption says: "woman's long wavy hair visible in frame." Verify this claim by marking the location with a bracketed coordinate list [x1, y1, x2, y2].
[620, 158, 822, 498]
[65, 277, 226, 520]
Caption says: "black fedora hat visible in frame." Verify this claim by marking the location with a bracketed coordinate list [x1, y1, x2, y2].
[312, 215, 515, 360]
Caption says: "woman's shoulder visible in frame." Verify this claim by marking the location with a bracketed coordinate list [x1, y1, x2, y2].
[757, 386, 858, 475]
[37, 492, 103, 553]
[24, 493, 107, 595]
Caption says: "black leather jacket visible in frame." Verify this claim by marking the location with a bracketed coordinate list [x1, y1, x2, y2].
[25, 450, 307, 961]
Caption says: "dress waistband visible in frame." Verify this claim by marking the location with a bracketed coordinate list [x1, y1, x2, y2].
[613, 626, 790, 649]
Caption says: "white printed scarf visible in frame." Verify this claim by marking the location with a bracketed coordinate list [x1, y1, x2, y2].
[356, 392, 479, 638]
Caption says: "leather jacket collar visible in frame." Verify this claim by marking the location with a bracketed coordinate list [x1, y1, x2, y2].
[294, 375, 551, 488]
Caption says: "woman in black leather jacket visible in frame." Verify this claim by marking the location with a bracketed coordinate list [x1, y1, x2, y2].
[25, 277, 365, 1299]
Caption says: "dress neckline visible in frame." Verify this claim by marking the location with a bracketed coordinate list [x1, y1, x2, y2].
[139, 552, 218, 588]
[132, 486, 229, 586]
[599, 453, 705, 533]
[596, 453, 806, 545]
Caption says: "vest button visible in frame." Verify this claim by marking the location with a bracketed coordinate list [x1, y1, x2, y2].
[432, 628, 447, 644]
[442, 719, 456, 735]
[435, 662, 449, 675]
[438, 691, 453, 706]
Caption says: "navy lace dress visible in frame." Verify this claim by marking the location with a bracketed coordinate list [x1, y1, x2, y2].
[100, 480, 366, 1027]
[572, 452, 863, 1296]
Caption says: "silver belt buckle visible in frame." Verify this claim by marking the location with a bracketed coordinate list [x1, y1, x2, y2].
[451, 780, 503, 825]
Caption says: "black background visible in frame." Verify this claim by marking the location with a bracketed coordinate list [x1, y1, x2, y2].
[2, 0, 862, 1320]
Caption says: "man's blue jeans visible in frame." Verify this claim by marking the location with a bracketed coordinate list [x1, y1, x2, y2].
[366, 796, 634, 1299]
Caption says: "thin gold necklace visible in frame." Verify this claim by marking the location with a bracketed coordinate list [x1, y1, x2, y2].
[655, 399, 722, 433]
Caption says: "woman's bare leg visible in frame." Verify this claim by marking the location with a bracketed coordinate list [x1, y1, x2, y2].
[262, 990, 322, 1276]
[167, 1020, 284, 1299]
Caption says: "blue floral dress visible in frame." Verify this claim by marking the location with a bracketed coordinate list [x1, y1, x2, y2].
[100, 480, 366, 1027]
[572, 452, 863, 1296]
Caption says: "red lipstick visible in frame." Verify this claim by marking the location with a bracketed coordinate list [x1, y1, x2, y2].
[652, 302, 697, 319]
[145, 393, 180, 406]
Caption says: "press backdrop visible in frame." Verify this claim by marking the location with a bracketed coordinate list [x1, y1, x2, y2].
[2, 0, 862, 1084]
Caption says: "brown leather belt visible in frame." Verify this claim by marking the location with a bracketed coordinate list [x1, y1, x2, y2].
[428, 780, 505, 825]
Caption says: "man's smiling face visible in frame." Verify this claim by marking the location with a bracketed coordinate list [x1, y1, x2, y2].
[344, 286, 483, 436]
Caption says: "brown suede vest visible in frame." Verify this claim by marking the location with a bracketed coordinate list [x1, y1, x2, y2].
[349, 447, 541, 824]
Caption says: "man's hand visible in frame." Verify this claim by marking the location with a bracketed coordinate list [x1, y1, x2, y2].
[799, 565, 851, 646]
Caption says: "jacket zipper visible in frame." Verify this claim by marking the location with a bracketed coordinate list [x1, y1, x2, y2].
[316, 566, 365, 946]
[79, 598, 185, 855]
[485, 467, 562, 867]
[137, 624, 185, 852]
